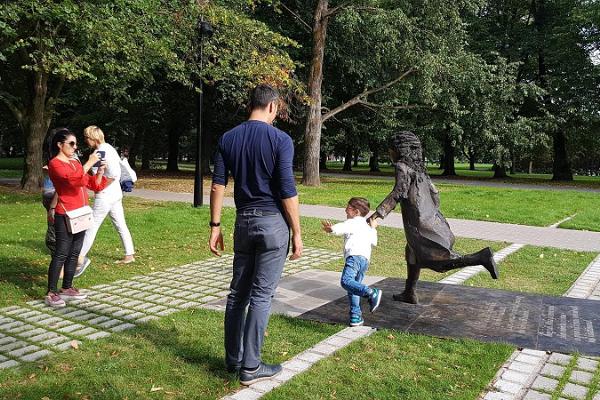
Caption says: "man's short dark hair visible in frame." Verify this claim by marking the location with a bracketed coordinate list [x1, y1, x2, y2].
[249, 84, 280, 110]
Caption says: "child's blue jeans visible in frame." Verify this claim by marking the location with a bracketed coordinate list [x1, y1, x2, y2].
[341, 255, 371, 318]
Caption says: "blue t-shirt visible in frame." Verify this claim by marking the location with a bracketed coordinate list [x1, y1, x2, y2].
[212, 120, 297, 213]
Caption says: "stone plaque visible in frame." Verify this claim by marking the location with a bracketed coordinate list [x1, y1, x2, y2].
[299, 278, 600, 355]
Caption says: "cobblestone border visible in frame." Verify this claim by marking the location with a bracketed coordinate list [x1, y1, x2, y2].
[480, 253, 600, 400]
[220, 326, 376, 400]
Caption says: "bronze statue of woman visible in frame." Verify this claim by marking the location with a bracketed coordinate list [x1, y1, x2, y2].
[368, 131, 498, 304]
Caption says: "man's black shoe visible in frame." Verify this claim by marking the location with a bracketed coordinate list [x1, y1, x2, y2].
[239, 362, 282, 385]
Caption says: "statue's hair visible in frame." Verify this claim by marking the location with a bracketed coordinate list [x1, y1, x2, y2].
[389, 130, 425, 172]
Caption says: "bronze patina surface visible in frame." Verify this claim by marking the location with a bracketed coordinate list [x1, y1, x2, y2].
[368, 131, 498, 304]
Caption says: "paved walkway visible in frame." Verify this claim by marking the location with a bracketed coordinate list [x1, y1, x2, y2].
[0, 248, 341, 369]
[126, 188, 600, 252]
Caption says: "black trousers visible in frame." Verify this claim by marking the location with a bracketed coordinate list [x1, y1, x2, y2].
[47, 215, 85, 293]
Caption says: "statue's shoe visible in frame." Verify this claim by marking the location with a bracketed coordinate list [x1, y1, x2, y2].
[392, 291, 418, 304]
[481, 247, 499, 279]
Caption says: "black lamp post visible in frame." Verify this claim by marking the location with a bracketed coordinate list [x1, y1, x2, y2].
[193, 19, 213, 208]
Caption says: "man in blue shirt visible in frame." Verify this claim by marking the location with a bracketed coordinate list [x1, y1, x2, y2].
[209, 84, 303, 385]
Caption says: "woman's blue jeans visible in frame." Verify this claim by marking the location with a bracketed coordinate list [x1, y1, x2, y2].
[340, 255, 371, 318]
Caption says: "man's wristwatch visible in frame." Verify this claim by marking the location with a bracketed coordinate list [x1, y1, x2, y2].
[209, 221, 221, 227]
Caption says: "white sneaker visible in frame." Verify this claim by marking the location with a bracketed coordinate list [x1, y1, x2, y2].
[74, 257, 91, 278]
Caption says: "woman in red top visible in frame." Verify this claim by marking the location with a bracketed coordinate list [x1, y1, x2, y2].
[46, 129, 108, 307]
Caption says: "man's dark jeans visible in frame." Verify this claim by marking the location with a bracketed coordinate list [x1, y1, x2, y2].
[224, 210, 289, 370]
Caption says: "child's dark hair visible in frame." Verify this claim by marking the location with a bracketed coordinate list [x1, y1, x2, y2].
[348, 197, 370, 217]
[49, 128, 74, 158]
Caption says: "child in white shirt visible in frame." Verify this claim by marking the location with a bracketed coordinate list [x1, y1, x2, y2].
[322, 197, 382, 326]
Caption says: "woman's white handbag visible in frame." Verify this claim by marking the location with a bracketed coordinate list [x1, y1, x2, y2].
[64, 205, 93, 234]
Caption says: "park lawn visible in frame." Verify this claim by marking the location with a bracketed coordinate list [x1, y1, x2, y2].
[0, 187, 502, 307]
[465, 245, 597, 296]
[135, 174, 600, 231]
[264, 330, 513, 400]
[0, 309, 340, 400]
[295, 177, 600, 231]
[138, 173, 600, 231]
[0, 188, 514, 400]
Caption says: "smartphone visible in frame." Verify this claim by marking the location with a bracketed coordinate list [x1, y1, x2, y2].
[93, 150, 106, 167]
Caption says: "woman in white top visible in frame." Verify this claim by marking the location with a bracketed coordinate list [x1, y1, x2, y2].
[76, 125, 135, 276]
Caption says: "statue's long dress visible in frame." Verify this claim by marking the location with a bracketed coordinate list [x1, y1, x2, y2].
[375, 161, 461, 266]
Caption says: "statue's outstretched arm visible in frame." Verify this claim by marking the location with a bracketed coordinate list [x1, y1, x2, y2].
[370, 162, 410, 221]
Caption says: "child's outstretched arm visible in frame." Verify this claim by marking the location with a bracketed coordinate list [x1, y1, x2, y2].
[321, 220, 333, 233]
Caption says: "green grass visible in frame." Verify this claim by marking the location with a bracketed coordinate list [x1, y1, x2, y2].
[264, 330, 513, 400]
[0, 158, 23, 170]
[324, 160, 600, 187]
[465, 246, 597, 296]
[0, 188, 502, 307]
[296, 177, 600, 231]
[0, 189, 517, 400]
[0, 309, 340, 400]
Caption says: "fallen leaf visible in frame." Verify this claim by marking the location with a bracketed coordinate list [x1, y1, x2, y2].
[150, 386, 163, 392]
[28, 374, 36, 380]
[70, 340, 79, 350]
[387, 334, 395, 340]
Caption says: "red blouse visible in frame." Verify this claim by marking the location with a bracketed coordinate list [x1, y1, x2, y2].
[48, 158, 108, 215]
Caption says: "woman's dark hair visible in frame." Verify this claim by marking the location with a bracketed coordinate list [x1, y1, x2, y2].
[49, 128, 74, 159]
[248, 84, 280, 111]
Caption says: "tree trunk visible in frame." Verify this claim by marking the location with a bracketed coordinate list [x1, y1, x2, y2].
[141, 130, 151, 171]
[369, 147, 380, 172]
[551, 130, 573, 181]
[441, 133, 456, 176]
[302, 0, 329, 186]
[353, 149, 359, 167]
[16, 71, 55, 191]
[319, 151, 328, 171]
[166, 123, 181, 172]
[129, 129, 142, 170]
[493, 163, 508, 178]
[343, 146, 353, 171]
[468, 147, 476, 171]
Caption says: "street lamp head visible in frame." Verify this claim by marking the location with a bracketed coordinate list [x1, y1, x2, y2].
[198, 21, 213, 38]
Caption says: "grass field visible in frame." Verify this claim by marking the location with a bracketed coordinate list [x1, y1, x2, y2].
[0, 188, 502, 307]
[2, 187, 597, 399]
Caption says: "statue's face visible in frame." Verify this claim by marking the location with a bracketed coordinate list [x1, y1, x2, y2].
[410, 145, 423, 164]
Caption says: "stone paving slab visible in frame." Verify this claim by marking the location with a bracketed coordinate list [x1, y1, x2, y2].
[0, 247, 340, 371]
[221, 326, 376, 400]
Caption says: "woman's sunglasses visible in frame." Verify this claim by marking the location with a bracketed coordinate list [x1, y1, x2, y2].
[63, 141, 77, 148]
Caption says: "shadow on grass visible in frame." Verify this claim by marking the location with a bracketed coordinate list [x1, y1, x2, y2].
[0, 255, 48, 298]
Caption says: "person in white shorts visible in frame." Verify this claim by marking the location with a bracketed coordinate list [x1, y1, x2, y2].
[76, 125, 135, 277]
